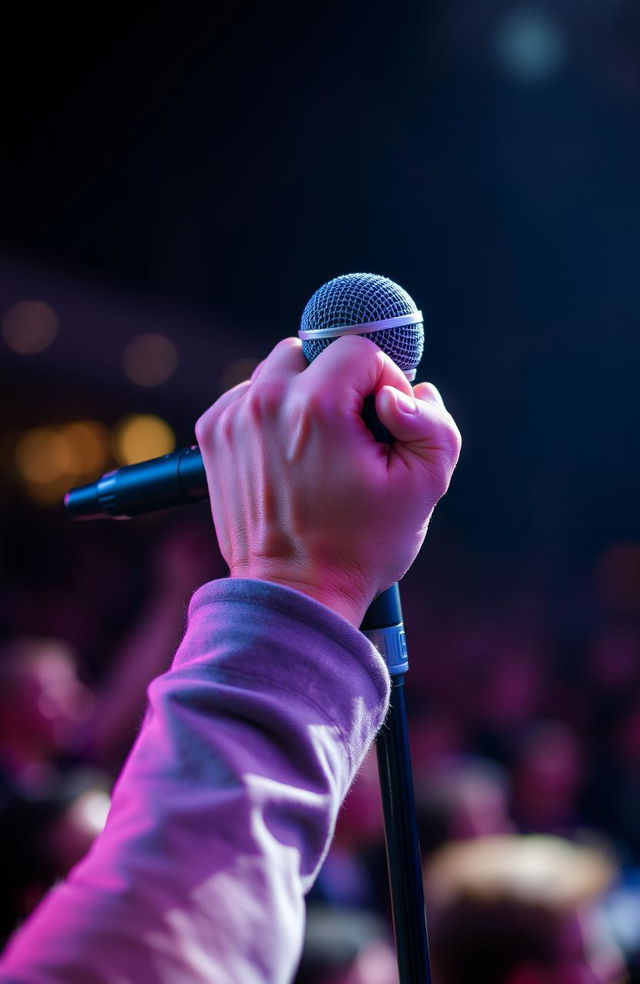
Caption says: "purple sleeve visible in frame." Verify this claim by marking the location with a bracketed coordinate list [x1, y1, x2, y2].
[0, 579, 390, 984]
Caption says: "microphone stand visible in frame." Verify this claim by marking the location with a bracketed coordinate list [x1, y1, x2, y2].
[362, 585, 432, 984]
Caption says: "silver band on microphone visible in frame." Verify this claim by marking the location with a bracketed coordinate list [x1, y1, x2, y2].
[298, 310, 423, 341]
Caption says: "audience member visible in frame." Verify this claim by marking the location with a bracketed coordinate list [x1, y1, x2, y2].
[425, 834, 626, 984]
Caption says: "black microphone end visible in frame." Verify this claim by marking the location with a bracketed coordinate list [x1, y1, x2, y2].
[64, 481, 104, 521]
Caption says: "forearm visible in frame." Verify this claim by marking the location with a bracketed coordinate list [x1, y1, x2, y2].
[0, 579, 390, 984]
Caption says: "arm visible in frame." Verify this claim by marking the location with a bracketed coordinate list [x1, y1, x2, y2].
[1, 335, 460, 983]
[1, 579, 389, 984]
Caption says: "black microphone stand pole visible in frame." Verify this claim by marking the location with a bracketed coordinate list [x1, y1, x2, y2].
[361, 584, 432, 984]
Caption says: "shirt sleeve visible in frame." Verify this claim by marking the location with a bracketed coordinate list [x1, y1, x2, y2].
[0, 579, 390, 984]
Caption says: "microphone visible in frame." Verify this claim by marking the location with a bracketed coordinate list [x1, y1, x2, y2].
[298, 271, 423, 379]
[298, 272, 424, 661]
[64, 445, 207, 520]
[299, 272, 423, 445]
[64, 272, 424, 520]
[302, 273, 432, 984]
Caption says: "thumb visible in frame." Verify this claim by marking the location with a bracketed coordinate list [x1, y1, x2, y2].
[375, 384, 462, 463]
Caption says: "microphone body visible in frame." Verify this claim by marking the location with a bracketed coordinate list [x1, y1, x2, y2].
[298, 274, 431, 981]
[64, 446, 207, 520]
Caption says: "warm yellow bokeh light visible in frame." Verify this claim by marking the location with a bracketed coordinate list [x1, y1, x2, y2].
[2, 300, 59, 354]
[13, 419, 115, 507]
[15, 427, 74, 484]
[113, 414, 176, 465]
[25, 480, 72, 506]
[60, 420, 111, 477]
[122, 333, 179, 387]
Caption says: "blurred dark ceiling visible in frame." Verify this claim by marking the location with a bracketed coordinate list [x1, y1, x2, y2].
[1, 1, 639, 576]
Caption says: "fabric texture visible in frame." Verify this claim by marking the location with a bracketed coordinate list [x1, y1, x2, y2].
[0, 579, 390, 984]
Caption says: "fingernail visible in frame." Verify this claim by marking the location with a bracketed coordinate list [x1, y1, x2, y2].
[395, 390, 417, 414]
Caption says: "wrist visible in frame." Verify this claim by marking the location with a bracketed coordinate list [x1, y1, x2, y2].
[228, 565, 371, 628]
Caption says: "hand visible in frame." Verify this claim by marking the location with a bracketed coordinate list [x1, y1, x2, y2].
[195, 335, 461, 627]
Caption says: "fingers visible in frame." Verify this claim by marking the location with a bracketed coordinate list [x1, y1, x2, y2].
[204, 335, 409, 437]
[195, 379, 251, 443]
[196, 338, 305, 442]
[251, 337, 306, 383]
[413, 380, 445, 408]
[212, 379, 252, 414]
[297, 335, 414, 417]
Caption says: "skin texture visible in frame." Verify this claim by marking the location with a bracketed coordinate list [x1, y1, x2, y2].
[195, 335, 461, 627]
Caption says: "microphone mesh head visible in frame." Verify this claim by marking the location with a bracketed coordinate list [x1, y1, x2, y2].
[299, 272, 424, 374]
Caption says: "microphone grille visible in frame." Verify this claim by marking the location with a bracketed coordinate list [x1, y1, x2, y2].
[300, 272, 424, 374]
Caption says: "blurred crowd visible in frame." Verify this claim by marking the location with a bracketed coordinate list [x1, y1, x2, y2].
[1, 516, 639, 983]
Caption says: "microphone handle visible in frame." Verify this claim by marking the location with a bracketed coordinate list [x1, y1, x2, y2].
[362, 591, 431, 984]
[359, 396, 432, 982]
[64, 446, 208, 520]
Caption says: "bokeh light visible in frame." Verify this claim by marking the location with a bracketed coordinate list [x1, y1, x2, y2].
[122, 333, 179, 387]
[68, 789, 111, 836]
[15, 427, 74, 484]
[13, 420, 113, 506]
[60, 420, 111, 477]
[220, 357, 259, 393]
[14, 426, 76, 506]
[2, 300, 59, 354]
[112, 414, 176, 465]
[493, 8, 566, 83]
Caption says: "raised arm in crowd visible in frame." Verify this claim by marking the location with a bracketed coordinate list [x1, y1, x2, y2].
[0, 335, 461, 984]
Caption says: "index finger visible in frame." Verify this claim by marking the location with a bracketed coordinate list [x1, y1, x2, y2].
[299, 335, 415, 415]
[251, 337, 307, 384]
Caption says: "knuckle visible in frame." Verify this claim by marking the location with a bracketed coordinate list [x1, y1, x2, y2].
[259, 337, 300, 371]
[250, 358, 266, 381]
[219, 406, 236, 443]
[247, 378, 286, 417]
[276, 336, 301, 354]
[303, 387, 335, 420]
[194, 412, 210, 447]
[296, 372, 338, 416]
[196, 401, 237, 449]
